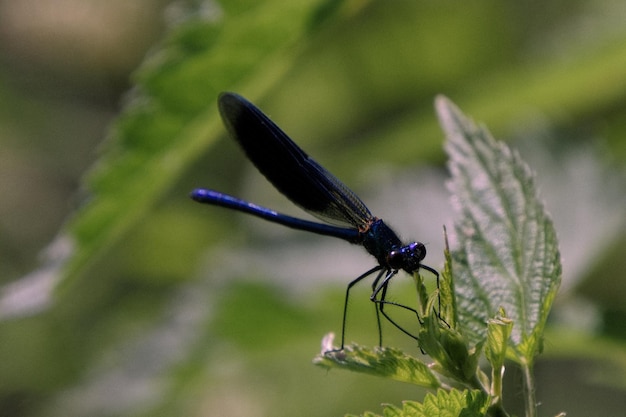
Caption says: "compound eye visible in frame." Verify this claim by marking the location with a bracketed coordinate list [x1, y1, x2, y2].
[409, 242, 426, 260]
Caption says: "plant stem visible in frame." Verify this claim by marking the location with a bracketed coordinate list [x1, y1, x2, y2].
[521, 360, 536, 417]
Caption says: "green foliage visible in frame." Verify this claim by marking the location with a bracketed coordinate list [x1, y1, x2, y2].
[50, 0, 340, 292]
[316, 98, 563, 417]
[2, 1, 626, 417]
[314, 343, 440, 388]
[348, 390, 489, 417]
[442, 96, 562, 364]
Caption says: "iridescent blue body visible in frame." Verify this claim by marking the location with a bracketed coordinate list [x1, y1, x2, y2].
[191, 93, 438, 349]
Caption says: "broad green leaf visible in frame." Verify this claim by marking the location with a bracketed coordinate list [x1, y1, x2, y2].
[437, 96, 562, 363]
[59, 0, 340, 287]
[314, 341, 441, 389]
[1, 0, 365, 315]
[355, 389, 488, 417]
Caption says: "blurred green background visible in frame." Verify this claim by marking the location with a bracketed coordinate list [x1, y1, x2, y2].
[1, 0, 625, 416]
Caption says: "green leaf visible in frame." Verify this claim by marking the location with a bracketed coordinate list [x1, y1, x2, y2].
[436, 96, 562, 363]
[484, 308, 513, 401]
[5, 0, 359, 308]
[484, 308, 513, 374]
[360, 389, 489, 417]
[418, 314, 482, 387]
[314, 341, 441, 389]
[439, 227, 458, 329]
